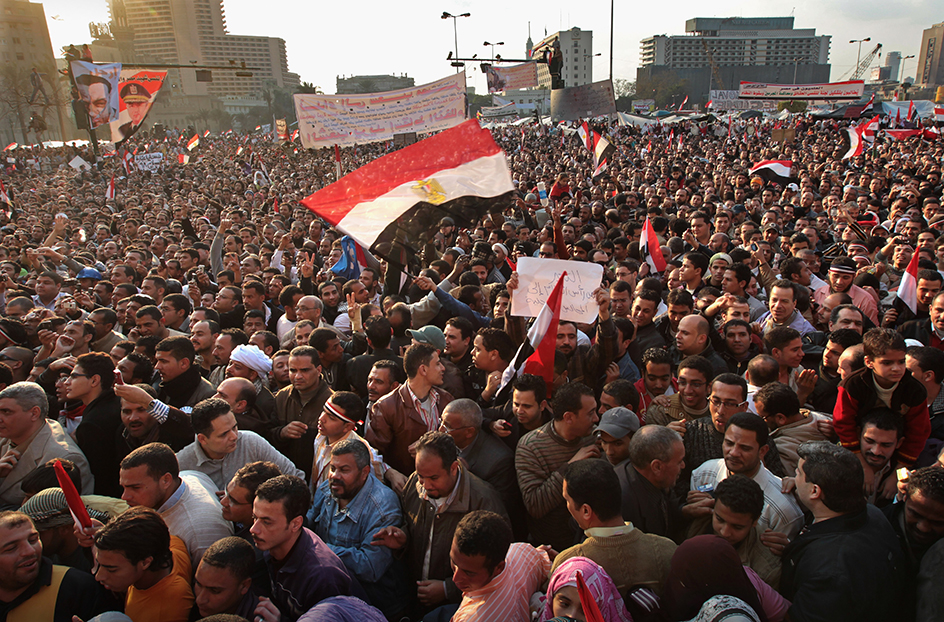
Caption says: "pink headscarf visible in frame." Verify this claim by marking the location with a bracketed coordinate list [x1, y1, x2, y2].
[539, 557, 633, 622]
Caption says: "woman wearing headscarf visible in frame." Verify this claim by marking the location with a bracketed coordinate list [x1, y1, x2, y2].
[662, 536, 789, 622]
[538, 556, 632, 622]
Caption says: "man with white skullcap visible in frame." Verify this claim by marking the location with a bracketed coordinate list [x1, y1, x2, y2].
[225, 344, 277, 420]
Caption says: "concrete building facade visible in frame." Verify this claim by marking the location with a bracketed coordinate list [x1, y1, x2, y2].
[918, 22, 944, 87]
[336, 74, 415, 94]
[531, 27, 593, 89]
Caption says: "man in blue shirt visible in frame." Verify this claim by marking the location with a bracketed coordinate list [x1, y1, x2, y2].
[308, 439, 409, 620]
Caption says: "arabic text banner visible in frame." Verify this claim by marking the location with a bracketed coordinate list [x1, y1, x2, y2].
[738, 81, 864, 101]
[484, 63, 538, 93]
[550, 80, 617, 122]
[293, 74, 467, 148]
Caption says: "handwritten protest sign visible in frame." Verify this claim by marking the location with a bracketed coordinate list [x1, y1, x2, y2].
[511, 257, 603, 324]
[69, 156, 91, 171]
[134, 152, 164, 172]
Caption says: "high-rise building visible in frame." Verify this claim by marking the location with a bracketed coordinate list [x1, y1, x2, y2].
[108, 0, 298, 98]
[0, 0, 75, 143]
[531, 27, 593, 88]
[917, 22, 944, 87]
[336, 74, 415, 94]
[638, 17, 831, 107]
[870, 51, 901, 84]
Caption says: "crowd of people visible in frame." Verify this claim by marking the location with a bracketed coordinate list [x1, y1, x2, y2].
[0, 109, 940, 622]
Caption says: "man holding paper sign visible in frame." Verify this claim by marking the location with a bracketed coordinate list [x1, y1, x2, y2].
[507, 259, 617, 397]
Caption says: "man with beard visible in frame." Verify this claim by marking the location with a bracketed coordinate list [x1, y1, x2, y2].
[0, 511, 107, 620]
[856, 408, 905, 507]
[308, 439, 408, 620]
[884, 466, 944, 621]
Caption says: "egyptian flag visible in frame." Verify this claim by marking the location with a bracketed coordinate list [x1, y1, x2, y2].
[203, 129, 210, 138]
[0, 180, 10, 205]
[105, 175, 116, 200]
[842, 125, 865, 160]
[936, 107, 944, 122]
[861, 93, 875, 114]
[496, 272, 566, 401]
[291, 129, 299, 142]
[896, 253, 918, 320]
[591, 158, 608, 182]
[677, 95, 688, 111]
[3, 143, 16, 152]
[178, 154, 190, 165]
[577, 121, 616, 168]
[908, 101, 918, 123]
[861, 115, 881, 143]
[749, 160, 795, 185]
[187, 134, 200, 151]
[301, 119, 514, 261]
[895, 107, 902, 126]
[640, 216, 666, 274]
[706, 99, 713, 110]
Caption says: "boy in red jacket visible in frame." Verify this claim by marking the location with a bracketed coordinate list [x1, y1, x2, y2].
[834, 329, 930, 497]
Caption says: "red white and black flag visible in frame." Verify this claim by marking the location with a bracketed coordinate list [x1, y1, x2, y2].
[302, 120, 514, 260]
[842, 125, 865, 160]
[896, 250, 920, 316]
[577, 121, 616, 169]
[105, 175, 116, 200]
[640, 216, 666, 275]
[496, 272, 566, 401]
[861, 92, 875, 114]
[749, 160, 796, 186]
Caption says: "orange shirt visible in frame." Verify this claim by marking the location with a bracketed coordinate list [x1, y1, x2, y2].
[452, 542, 550, 622]
[125, 535, 194, 622]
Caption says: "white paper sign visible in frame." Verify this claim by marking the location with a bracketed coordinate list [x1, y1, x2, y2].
[135, 152, 164, 172]
[69, 156, 91, 171]
[511, 257, 603, 324]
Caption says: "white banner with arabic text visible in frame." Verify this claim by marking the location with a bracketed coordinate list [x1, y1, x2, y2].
[293, 74, 467, 148]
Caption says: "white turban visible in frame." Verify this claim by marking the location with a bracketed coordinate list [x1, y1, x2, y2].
[229, 345, 272, 376]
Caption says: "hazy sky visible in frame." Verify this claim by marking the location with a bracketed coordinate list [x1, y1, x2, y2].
[40, 0, 934, 95]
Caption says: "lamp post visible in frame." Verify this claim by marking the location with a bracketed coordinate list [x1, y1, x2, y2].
[850, 37, 871, 73]
[900, 54, 915, 84]
[483, 41, 504, 60]
[442, 12, 471, 71]
[793, 58, 801, 84]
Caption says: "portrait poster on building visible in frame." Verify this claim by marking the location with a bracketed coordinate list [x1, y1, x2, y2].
[550, 79, 617, 122]
[70, 61, 122, 130]
[109, 69, 167, 143]
[483, 63, 539, 93]
[293, 73, 467, 148]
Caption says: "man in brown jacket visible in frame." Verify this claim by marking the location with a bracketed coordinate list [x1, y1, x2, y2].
[366, 343, 453, 478]
[272, 345, 333, 478]
[371, 431, 508, 615]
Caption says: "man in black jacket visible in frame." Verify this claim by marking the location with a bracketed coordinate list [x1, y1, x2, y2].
[69, 352, 123, 497]
[782, 441, 905, 622]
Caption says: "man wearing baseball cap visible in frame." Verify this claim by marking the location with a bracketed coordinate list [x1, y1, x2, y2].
[596, 406, 640, 467]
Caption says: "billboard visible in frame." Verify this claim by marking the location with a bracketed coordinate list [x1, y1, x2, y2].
[293, 74, 467, 148]
[71, 61, 121, 130]
[550, 79, 617, 122]
[110, 69, 167, 143]
[483, 63, 539, 93]
[709, 90, 777, 112]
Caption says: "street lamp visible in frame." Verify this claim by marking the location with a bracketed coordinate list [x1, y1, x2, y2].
[900, 54, 915, 84]
[442, 12, 471, 71]
[793, 58, 801, 84]
[483, 41, 504, 60]
[850, 38, 871, 73]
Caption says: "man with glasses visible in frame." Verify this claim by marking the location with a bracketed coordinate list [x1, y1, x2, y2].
[439, 399, 516, 522]
[687, 412, 804, 538]
[67, 352, 123, 497]
[675, 373, 786, 498]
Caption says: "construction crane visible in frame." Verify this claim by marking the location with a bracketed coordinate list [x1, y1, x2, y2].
[701, 39, 725, 91]
[840, 43, 882, 81]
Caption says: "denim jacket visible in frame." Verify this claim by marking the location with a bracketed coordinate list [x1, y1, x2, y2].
[308, 474, 409, 618]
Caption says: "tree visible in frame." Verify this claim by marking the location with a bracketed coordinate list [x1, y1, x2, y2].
[296, 82, 323, 95]
[777, 101, 808, 113]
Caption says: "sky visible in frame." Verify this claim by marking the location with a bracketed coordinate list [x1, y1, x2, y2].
[39, 0, 935, 95]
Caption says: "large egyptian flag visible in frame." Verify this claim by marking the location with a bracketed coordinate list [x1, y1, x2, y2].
[302, 119, 513, 260]
[896, 250, 920, 316]
[749, 160, 796, 186]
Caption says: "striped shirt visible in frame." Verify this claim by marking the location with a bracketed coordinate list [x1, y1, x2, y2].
[452, 542, 550, 622]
